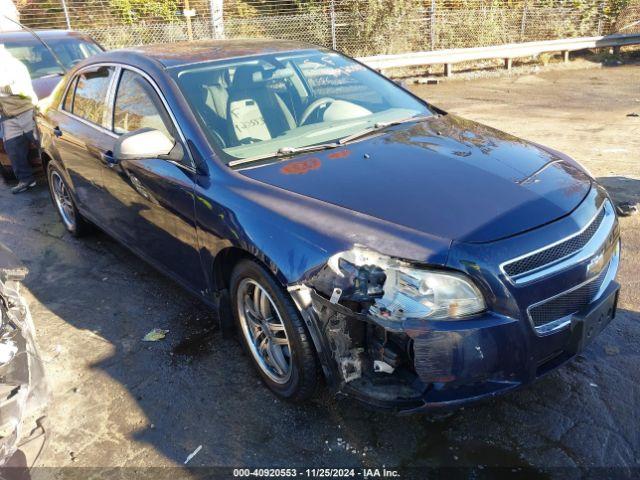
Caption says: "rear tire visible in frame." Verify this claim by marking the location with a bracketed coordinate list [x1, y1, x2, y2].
[230, 259, 319, 401]
[47, 162, 92, 237]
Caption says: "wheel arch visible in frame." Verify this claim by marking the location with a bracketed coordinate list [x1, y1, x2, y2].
[209, 246, 282, 332]
[42, 151, 77, 200]
[210, 246, 326, 368]
[40, 150, 53, 173]
[212, 246, 255, 292]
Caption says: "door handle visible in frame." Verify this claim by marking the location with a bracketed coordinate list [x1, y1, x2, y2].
[101, 150, 119, 168]
[53, 126, 63, 138]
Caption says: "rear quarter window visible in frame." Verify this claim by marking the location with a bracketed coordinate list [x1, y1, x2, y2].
[62, 77, 77, 112]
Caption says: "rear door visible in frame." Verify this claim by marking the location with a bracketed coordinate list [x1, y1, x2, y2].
[49, 65, 117, 215]
[101, 68, 204, 290]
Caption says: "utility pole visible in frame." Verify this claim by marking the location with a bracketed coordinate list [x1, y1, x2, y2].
[329, 0, 336, 50]
[210, 0, 224, 39]
[430, 0, 436, 50]
[520, 0, 528, 42]
[184, 0, 195, 41]
[60, 0, 72, 30]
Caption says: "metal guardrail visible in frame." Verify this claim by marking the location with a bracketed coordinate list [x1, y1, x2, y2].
[359, 33, 640, 76]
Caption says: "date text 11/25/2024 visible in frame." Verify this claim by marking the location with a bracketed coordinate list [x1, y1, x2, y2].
[232, 468, 401, 478]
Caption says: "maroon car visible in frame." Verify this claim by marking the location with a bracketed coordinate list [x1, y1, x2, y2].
[0, 30, 102, 179]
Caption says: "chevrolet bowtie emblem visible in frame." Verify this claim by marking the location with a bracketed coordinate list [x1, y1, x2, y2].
[586, 251, 606, 278]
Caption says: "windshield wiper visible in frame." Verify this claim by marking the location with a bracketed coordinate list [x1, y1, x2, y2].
[228, 142, 339, 167]
[228, 115, 431, 167]
[338, 114, 431, 145]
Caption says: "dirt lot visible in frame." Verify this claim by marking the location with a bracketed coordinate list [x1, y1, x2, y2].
[0, 60, 638, 477]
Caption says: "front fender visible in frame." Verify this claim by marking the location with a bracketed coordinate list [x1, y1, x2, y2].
[194, 172, 452, 291]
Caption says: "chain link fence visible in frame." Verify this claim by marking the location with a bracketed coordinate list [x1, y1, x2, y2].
[8, 0, 640, 56]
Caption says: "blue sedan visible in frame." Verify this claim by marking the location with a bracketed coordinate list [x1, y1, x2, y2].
[36, 40, 621, 412]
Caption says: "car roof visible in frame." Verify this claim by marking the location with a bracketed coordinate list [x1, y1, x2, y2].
[90, 38, 324, 69]
[0, 29, 95, 43]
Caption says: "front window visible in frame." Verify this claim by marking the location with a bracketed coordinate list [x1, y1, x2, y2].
[172, 50, 431, 163]
[71, 66, 115, 128]
[4, 37, 102, 79]
[113, 70, 174, 139]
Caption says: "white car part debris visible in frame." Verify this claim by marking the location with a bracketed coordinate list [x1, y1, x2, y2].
[142, 328, 169, 342]
[184, 445, 202, 464]
[373, 360, 395, 374]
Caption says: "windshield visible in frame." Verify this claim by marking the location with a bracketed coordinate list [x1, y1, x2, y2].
[4, 37, 102, 79]
[172, 50, 431, 163]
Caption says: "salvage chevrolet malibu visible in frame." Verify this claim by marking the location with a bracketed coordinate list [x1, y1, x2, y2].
[36, 40, 620, 412]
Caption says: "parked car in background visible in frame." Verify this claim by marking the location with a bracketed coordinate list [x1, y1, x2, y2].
[0, 29, 102, 180]
[37, 40, 620, 412]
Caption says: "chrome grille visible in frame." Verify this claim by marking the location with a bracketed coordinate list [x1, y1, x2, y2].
[528, 263, 609, 329]
[504, 206, 606, 278]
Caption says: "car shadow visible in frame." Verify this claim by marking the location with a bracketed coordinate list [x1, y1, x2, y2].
[597, 176, 640, 207]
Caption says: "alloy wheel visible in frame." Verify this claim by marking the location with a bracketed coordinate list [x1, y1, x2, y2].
[51, 171, 76, 231]
[237, 278, 292, 384]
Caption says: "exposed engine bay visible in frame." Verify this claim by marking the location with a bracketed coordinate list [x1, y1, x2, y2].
[288, 246, 488, 411]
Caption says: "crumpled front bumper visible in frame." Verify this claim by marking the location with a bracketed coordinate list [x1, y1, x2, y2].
[289, 277, 619, 414]
[0, 243, 47, 463]
[406, 282, 618, 414]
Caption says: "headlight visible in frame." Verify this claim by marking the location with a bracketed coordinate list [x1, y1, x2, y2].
[328, 247, 486, 321]
[371, 265, 486, 320]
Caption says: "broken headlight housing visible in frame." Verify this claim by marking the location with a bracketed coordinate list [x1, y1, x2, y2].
[370, 267, 486, 320]
[329, 247, 486, 321]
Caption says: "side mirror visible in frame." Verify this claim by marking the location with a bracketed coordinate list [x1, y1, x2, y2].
[114, 128, 175, 161]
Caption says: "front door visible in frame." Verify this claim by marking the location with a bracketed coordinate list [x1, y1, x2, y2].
[101, 68, 205, 291]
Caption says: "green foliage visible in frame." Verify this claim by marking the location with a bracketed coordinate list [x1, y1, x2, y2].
[238, 0, 325, 14]
[110, 0, 181, 23]
[16, 0, 639, 54]
[335, 0, 429, 55]
[16, 0, 69, 28]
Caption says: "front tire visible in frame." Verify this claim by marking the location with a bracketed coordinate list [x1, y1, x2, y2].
[230, 259, 319, 401]
[47, 162, 92, 237]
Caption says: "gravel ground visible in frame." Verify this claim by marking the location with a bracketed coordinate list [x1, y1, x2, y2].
[0, 60, 638, 478]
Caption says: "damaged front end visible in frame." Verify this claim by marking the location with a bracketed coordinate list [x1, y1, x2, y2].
[0, 244, 47, 464]
[289, 246, 495, 413]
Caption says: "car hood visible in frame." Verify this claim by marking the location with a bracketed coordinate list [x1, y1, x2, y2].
[239, 114, 591, 243]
